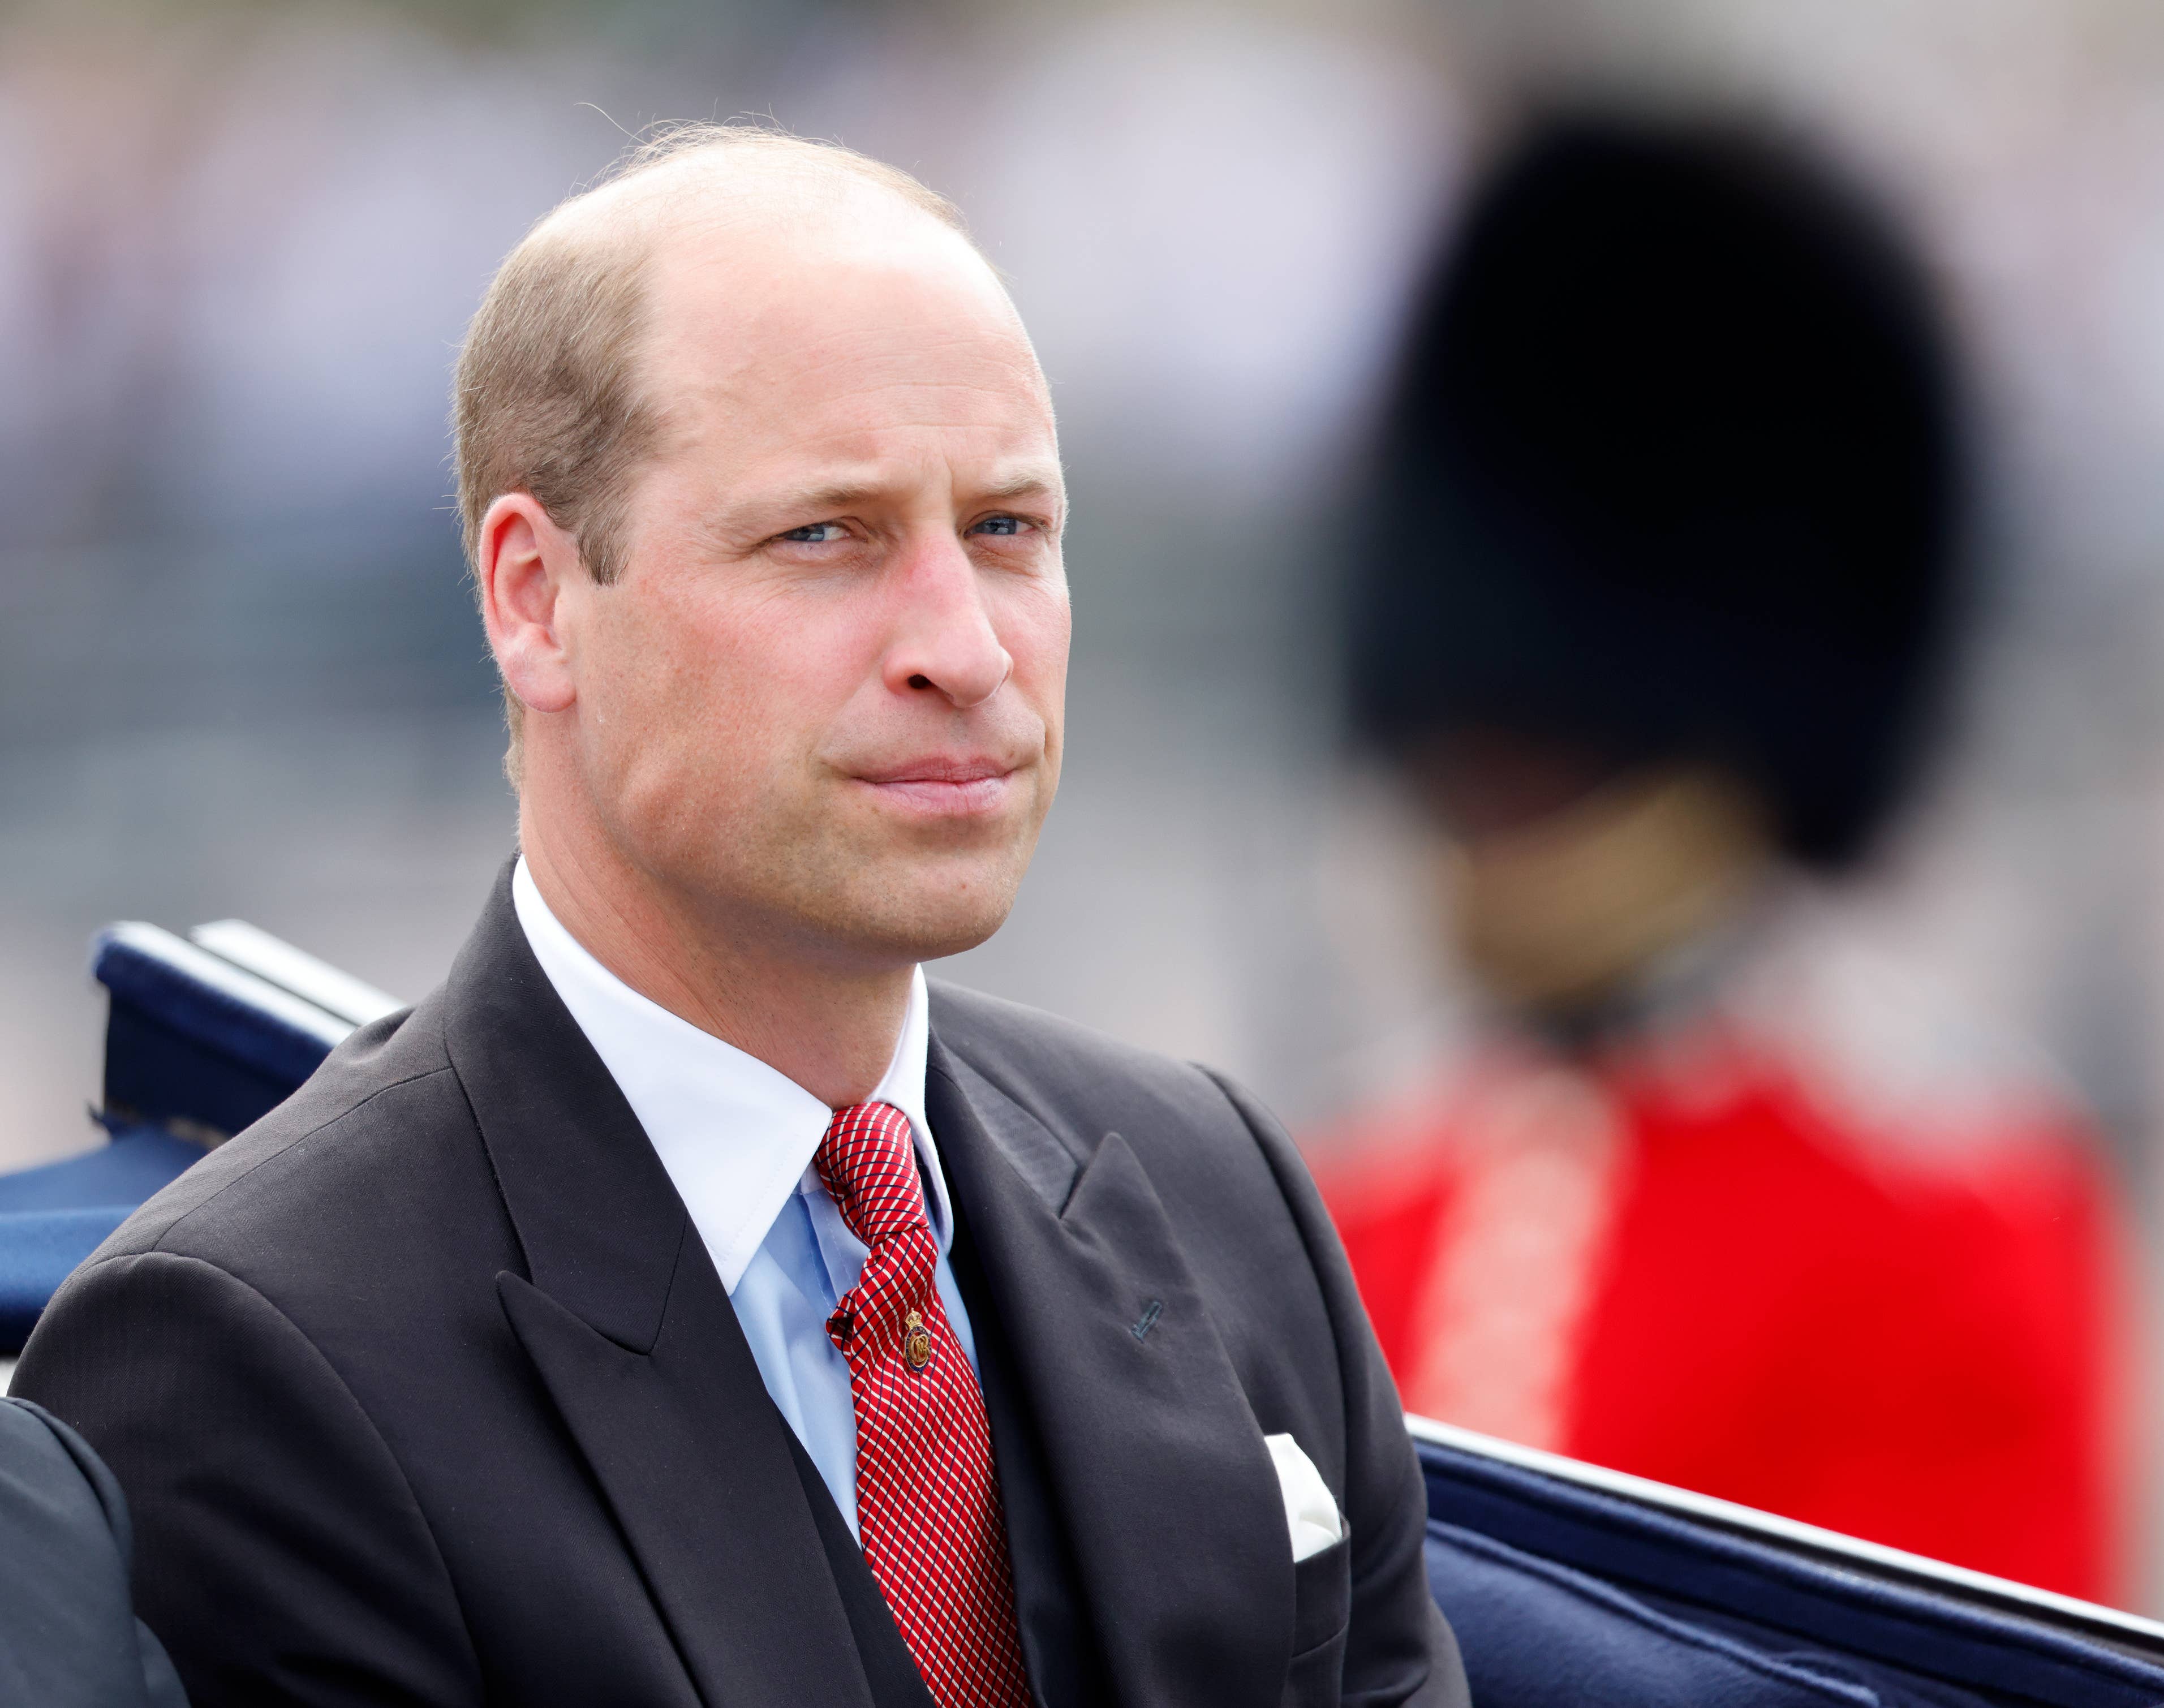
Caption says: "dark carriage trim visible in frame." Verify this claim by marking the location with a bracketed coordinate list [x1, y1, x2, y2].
[1409, 1413, 2164, 1664]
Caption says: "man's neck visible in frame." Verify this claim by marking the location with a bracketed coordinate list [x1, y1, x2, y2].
[519, 814, 914, 1110]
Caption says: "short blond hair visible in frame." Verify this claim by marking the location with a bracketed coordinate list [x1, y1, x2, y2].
[451, 123, 973, 776]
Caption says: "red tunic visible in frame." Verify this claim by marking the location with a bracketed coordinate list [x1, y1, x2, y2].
[1315, 1008, 2133, 1603]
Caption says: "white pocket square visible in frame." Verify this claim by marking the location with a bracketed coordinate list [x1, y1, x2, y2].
[1264, 1433, 1344, 1563]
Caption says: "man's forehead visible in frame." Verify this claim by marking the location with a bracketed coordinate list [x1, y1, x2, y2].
[653, 233, 1010, 351]
[642, 197, 1044, 433]
[652, 204, 1006, 341]
[653, 267, 1049, 457]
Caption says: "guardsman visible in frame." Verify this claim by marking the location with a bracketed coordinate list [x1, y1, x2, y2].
[1318, 115, 2135, 1602]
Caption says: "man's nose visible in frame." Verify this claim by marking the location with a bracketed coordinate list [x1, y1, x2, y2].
[881, 536, 1013, 709]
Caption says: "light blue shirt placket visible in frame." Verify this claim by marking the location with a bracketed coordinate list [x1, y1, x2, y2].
[733, 1159, 982, 1538]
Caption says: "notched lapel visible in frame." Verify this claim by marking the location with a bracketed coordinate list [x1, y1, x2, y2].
[498, 1258, 876, 1708]
[928, 1049, 1292, 1707]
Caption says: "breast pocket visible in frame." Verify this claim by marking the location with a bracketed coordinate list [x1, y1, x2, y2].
[1283, 1530, 1352, 1707]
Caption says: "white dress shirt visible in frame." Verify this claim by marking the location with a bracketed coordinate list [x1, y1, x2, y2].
[510, 858, 980, 1537]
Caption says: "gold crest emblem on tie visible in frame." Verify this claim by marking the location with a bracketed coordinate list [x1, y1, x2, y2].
[904, 1309, 932, 1371]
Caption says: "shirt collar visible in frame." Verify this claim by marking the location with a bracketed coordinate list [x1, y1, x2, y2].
[510, 856, 949, 1294]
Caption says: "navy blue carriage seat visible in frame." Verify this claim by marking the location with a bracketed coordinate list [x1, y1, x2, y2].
[0, 920, 397, 1354]
[1417, 1416, 2164, 1706]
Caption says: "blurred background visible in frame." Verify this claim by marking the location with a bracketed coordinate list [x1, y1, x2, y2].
[6, 0, 2164, 1607]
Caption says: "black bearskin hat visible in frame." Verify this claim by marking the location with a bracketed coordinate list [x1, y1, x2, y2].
[1345, 115, 1964, 866]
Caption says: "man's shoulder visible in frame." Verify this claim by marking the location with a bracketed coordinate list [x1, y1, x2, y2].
[928, 978, 1256, 1139]
[924, 979, 1307, 1240]
[926, 977, 1195, 1078]
[89, 988, 474, 1269]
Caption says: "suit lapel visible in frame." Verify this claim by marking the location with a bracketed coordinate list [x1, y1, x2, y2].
[926, 1036, 1292, 1707]
[443, 867, 875, 1708]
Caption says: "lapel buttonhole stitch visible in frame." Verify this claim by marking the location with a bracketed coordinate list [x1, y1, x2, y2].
[1130, 1300, 1163, 1343]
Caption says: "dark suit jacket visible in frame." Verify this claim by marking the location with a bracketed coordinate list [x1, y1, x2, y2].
[17, 872, 1466, 1708]
[0, 1398, 188, 1708]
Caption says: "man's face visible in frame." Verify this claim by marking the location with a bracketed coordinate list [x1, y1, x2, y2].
[558, 200, 1068, 969]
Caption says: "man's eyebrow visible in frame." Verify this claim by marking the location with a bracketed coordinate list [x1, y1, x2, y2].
[735, 470, 1065, 526]
[763, 481, 884, 517]
[977, 472, 1064, 506]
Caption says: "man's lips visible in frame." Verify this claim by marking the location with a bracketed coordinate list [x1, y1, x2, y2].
[849, 757, 1023, 815]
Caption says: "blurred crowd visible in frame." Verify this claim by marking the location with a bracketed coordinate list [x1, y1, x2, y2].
[8, 0, 2164, 1610]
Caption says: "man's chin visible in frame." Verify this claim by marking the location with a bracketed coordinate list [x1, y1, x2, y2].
[809, 862, 1027, 967]
[695, 819, 1040, 968]
[859, 894, 1017, 966]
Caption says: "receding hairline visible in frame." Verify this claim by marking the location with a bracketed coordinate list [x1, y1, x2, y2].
[522, 128, 985, 280]
[454, 126, 1013, 566]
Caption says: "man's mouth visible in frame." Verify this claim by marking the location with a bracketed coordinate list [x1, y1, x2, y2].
[849, 757, 1022, 816]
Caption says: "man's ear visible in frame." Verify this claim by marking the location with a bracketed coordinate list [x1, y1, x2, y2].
[477, 493, 583, 717]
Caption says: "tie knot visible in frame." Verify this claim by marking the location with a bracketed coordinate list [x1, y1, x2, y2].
[816, 1102, 928, 1247]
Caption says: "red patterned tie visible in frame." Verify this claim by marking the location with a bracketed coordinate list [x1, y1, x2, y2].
[815, 1102, 1032, 1708]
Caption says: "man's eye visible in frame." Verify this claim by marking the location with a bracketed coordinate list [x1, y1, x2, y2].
[969, 514, 1029, 537]
[778, 521, 849, 544]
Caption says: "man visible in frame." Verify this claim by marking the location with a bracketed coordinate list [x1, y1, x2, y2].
[1315, 116, 2132, 1600]
[16, 128, 1463, 1708]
